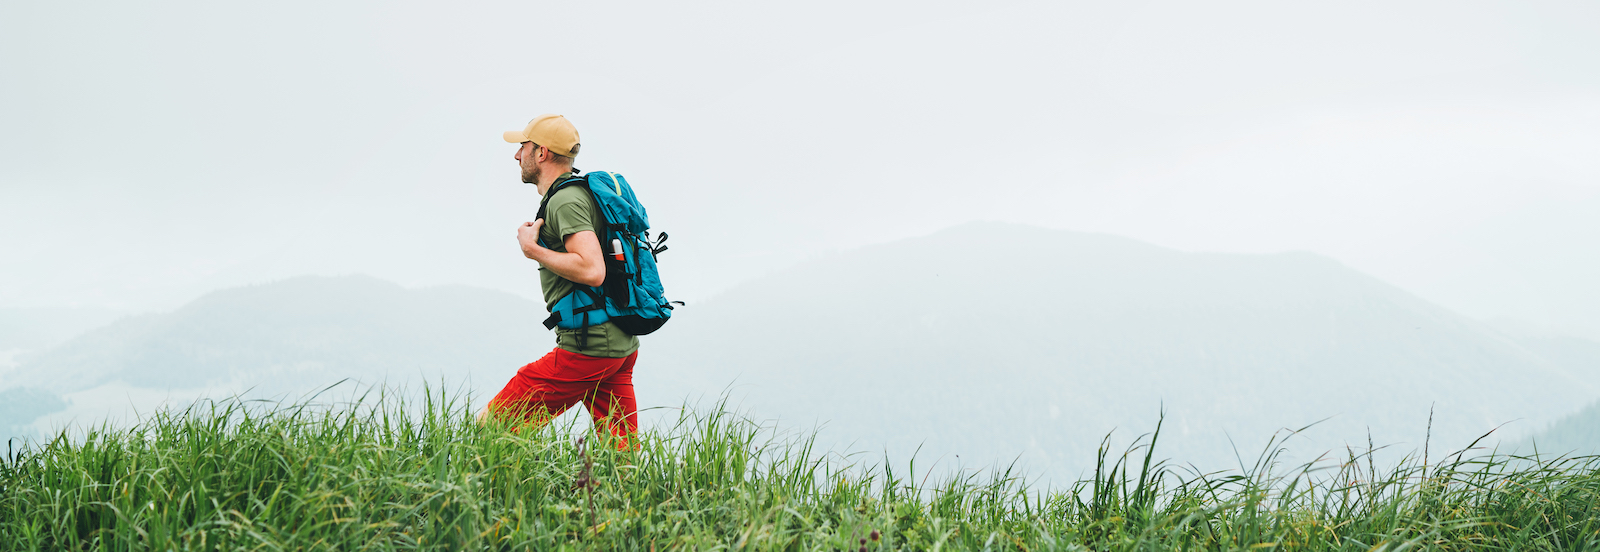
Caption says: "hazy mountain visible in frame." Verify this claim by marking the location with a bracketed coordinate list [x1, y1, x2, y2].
[0, 387, 66, 443]
[637, 222, 1600, 479]
[0, 307, 127, 361]
[8, 275, 549, 395]
[1, 276, 550, 441]
[1519, 400, 1600, 458]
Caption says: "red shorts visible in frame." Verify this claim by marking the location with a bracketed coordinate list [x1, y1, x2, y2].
[487, 348, 639, 441]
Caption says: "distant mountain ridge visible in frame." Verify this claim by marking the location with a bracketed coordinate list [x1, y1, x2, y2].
[3, 276, 549, 425]
[1521, 400, 1600, 457]
[0, 306, 127, 353]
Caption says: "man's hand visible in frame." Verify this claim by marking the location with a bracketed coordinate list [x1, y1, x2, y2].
[518, 220, 545, 254]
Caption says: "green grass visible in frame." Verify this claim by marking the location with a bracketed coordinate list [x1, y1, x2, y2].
[2, 388, 1598, 551]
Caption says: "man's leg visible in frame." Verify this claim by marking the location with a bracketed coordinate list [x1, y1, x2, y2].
[483, 349, 585, 426]
[583, 351, 639, 446]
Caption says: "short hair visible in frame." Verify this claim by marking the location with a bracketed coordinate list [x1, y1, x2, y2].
[533, 142, 574, 166]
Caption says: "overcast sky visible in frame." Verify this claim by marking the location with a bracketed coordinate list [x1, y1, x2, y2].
[4, 1, 1600, 338]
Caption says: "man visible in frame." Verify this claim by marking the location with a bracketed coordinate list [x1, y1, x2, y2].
[479, 114, 641, 444]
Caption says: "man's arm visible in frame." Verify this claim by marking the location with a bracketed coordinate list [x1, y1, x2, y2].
[518, 220, 606, 287]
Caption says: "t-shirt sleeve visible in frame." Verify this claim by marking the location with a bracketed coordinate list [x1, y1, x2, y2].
[548, 188, 596, 240]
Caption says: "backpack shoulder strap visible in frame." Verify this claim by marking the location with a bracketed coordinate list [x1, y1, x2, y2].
[535, 174, 591, 222]
[534, 174, 595, 250]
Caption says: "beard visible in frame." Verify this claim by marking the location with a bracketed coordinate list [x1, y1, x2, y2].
[521, 162, 541, 185]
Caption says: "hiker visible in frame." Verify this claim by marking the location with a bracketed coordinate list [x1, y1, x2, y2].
[478, 114, 641, 443]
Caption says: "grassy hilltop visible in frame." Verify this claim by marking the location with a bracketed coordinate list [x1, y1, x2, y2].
[2, 393, 1598, 551]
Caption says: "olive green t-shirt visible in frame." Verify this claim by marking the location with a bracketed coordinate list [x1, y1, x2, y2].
[539, 174, 641, 358]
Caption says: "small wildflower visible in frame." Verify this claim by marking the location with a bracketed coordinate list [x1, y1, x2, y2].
[859, 538, 867, 544]
[870, 530, 880, 541]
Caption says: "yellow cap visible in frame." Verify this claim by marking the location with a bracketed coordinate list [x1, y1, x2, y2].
[502, 114, 581, 157]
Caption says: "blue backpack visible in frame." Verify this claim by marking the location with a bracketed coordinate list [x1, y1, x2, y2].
[535, 171, 678, 338]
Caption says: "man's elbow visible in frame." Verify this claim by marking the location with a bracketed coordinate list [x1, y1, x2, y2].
[579, 267, 606, 287]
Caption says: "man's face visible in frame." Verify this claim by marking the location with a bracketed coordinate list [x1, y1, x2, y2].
[514, 142, 540, 184]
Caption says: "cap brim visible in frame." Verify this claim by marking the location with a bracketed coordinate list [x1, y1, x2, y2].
[503, 131, 528, 143]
